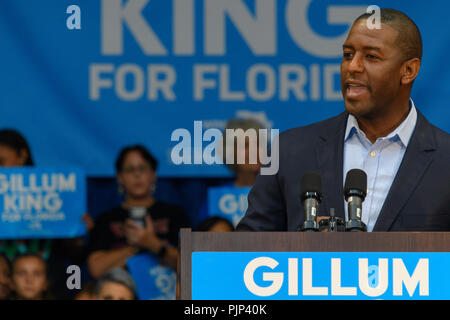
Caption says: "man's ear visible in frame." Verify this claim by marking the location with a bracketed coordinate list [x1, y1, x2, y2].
[401, 58, 421, 85]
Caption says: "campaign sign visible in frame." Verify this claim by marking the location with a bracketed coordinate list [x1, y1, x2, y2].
[3, 1, 449, 177]
[0, 167, 86, 239]
[126, 253, 177, 300]
[192, 252, 450, 300]
[207, 186, 251, 227]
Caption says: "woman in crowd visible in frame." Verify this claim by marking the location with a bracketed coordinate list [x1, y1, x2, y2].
[87, 145, 190, 278]
[222, 118, 265, 188]
[196, 118, 265, 226]
[0, 130, 51, 266]
[0, 129, 34, 167]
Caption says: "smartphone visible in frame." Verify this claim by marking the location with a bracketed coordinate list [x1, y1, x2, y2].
[128, 207, 147, 227]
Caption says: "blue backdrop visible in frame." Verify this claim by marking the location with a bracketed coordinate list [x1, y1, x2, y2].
[0, 0, 448, 177]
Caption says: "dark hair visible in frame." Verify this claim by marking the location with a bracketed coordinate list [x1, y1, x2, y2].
[0, 254, 11, 300]
[0, 253, 11, 276]
[196, 216, 235, 232]
[0, 129, 34, 166]
[115, 145, 158, 173]
[12, 253, 47, 275]
[74, 280, 97, 300]
[355, 8, 423, 61]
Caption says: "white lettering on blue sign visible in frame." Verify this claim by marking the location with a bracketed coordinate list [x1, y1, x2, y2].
[219, 193, 247, 215]
[243, 257, 429, 298]
[91, 0, 360, 102]
[0, 168, 86, 239]
[0, 173, 76, 193]
[100, 0, 364, 57]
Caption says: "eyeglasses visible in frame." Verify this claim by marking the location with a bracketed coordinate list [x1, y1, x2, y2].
[122, 164, 151, 174]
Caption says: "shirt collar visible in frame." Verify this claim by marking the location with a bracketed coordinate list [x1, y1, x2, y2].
[344, 99, 418, 147]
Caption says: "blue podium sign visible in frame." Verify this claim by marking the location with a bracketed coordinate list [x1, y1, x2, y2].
[0, 167, 86, 239]
[207, 186, 251, 227]
[192, 252, 450, 300]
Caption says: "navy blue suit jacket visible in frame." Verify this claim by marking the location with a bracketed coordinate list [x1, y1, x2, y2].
[237, 110, 450, 231]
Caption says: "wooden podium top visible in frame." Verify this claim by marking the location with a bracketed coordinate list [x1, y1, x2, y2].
[178, 229, 450, 299]
[181, 229, 450, 252]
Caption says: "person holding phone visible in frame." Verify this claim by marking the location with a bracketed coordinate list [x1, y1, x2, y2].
[87, 145, 190, 279]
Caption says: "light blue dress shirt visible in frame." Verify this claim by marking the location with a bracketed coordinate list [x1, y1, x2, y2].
[343, 100, 418, 231]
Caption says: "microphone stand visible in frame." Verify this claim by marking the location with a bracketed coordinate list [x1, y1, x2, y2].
[318, 208, 346, 232]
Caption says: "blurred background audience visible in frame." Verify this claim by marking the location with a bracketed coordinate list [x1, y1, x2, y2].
[196, 216, 235, 232]
[0, 130, 252, 300]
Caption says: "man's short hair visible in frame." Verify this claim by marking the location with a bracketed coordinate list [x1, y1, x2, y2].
[355, 8, 423, 61]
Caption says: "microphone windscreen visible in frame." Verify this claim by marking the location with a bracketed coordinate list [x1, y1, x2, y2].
[344, 169, 367, 197]
[300, 172, 322, 196]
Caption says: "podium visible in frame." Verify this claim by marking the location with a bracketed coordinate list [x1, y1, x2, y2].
[178, 229, 450, 300]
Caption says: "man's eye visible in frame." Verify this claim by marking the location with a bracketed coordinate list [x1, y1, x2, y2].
[343, 52, 352, 58]
[367, 54, 378, 59]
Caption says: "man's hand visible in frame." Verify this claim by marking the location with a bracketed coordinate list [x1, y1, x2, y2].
[317, 216, 330, 232]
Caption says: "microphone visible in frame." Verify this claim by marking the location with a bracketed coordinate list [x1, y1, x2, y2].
[344, 169, 367, 232]
[299, 172, 322, 232]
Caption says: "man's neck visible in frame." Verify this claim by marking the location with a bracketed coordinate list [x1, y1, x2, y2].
[356, 101, 410, 144]
[234, 170, 258, 187]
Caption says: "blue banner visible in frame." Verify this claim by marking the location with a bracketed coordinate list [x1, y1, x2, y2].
[126, 253, 177, 300]
[1, 1, 449, 176]
[192, 252, 450, 300]
[208, 186, 251, 226]
[0, 167, 86, 239]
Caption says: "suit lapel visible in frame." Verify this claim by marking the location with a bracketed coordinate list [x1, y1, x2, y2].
[373, 112, 436, 231]
[315, 112, 348, 220]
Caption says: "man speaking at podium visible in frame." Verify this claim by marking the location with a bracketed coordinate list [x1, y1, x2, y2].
[237, 9, 450, 232]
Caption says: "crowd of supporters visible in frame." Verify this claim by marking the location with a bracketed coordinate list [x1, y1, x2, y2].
[0, 117, 263, 300]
